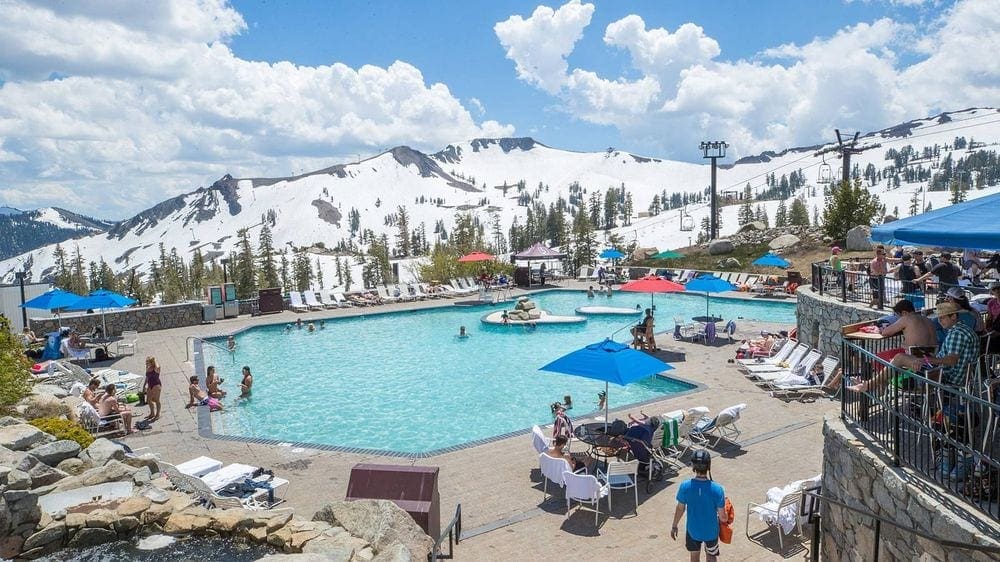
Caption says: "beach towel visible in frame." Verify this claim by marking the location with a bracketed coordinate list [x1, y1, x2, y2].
[705, 322, 717, 344]
[719, 496, 736, 543]
[662, 418, 680, 448]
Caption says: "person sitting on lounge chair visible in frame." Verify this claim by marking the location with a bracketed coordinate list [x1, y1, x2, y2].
[631, 308, 654, 346]
[82, 378, 102, 408]
[98, 384, 132, 435]
[546, 435, 589, 474]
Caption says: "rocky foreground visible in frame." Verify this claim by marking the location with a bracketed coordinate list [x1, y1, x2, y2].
[0, 416, 432, 561]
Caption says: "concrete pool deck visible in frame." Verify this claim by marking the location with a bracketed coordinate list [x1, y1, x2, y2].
[114, 283, 827, 559]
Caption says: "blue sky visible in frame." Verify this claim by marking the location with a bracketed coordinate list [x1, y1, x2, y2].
[0, 0, 995, 217]
[228, 0, 948, 155]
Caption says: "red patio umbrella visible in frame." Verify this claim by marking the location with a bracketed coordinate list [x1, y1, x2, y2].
[457, 251, 495, 262]
[620, 274, 685, 308]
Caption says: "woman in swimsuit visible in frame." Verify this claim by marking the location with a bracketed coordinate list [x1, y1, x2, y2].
[142, 356, 162, 421]
[239, 366, 254, 397]
[206, 365, 226, 398]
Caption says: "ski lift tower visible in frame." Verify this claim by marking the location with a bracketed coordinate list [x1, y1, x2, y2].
[813, 130, 881, 187]
[699, 140, 728, 240]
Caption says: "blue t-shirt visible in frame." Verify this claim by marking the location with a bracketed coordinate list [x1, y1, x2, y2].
[676, 478, 725, 542]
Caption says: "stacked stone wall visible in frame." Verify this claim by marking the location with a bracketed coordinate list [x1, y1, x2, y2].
[28, 302, 205, 336]
[796, 289, 882, 356]
[821, 417, 1000, 561]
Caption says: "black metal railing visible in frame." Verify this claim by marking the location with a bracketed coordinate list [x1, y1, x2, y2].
[811, 261, 941, 311]
[802, 487, 1000, 561]
[840, 341, 1000, 523]
[429, 504, 461, 562]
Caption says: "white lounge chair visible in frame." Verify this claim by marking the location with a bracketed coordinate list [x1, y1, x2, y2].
[117, 330, 138, 356]
[691, 404, 746, 445]
[753, 350, 824, 386]
[376, 286, 401, 303]
[742, 343, 809, 375]
[176, 456, 223, 477]
[669, 407, 711, 457]
[563, 470, 609, 525]
[331, 291, 355, 307]
[576, 266, 592, 281]
[769, 357, 841, 399]
[60, 340, 91, 364]
[737, 338, 794, 367]
[316, 292, 338, 309]
[302, 291, 324, 310]
[448, 280, 475, 295]
[539, 452, 572, 502]
[288, 292, 310, 312]
[394, 285, 416, 301]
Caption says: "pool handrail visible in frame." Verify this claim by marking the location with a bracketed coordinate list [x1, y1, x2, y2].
[185, 336, 236, 364]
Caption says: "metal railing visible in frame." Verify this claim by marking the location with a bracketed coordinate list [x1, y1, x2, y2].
[802, 487, 1000, 561]
[840, 341, 1000, 522]
[429, 504, 461, 562]
[811, 261, 939, 311]
[185, 336, 236, 363]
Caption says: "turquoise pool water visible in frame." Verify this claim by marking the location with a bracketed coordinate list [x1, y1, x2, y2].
[204, 290, 795, 454]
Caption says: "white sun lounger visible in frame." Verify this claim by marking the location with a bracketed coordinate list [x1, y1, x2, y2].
[288, 292, 310, 312]
[331, 291, 355, 307]
[753, 350, 824, 387]
[741, 342, 807, 373]
[177, 456, 223, 478]
[316, 292, 338, 309]
[302, 291, 324, 310]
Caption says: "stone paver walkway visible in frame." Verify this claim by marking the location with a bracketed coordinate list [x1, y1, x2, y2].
[109, 283, 828, 560]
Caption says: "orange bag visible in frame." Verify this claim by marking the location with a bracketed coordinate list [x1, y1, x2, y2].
[719, 496, 735, 544]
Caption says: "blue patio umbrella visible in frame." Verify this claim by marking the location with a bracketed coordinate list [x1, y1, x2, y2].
[685, 274, 737, 318]
[752, 253, 791, 268]
[20, 288, 82, 312]
[600, 248, 626, 260]
[540, 339, 673, 427]
[67, 289, 138, 337]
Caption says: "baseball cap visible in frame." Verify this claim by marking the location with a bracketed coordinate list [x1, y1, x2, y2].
[936, 302, 962, 316]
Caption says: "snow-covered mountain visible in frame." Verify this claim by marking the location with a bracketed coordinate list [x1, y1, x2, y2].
[3, 107, 999, 285]
[0, 207, 115, 262]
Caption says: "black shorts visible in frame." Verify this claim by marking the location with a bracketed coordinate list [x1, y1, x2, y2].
[686, 532, 720, 555]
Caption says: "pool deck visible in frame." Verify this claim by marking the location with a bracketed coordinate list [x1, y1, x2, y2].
[114, 282, 828, 559]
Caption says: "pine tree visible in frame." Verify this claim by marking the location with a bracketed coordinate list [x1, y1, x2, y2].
[234, 228, 257, 298]
[70, 246, 87, 295]
[342, 258, 353, 290]
[823, 179, 882, 240]
[775, 200, 788, 227]
[315, 258, 324, 289]
[738, 200, 754, 226]
[396, 206, 411, 256]
[950, 180, 967, 204]
[622, 192, 633, 226]
[788, 198, 809, 226]
[908, 190, 920, 216]
[335, 257, 343, 287]
[257, 224, 279, 288]
[293, 249, 312, 292]
[571, 209, 597, 273]
[603, 188, 618, 229]
[280, 254, 290, 291]
[812, 206, 821, 227]
[52, 244, 70, 289]
[754, 205, 770, 228]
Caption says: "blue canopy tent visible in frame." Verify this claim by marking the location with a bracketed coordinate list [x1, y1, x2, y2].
[871, 192, 1000, 250]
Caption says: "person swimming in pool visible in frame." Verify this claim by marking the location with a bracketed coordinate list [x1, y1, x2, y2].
[319, 320, 326, 329]
[283, 324, 292, 334]
[295, 318, 303, 329]
[239, 366, 253, 397]
[458, 326, 469, 338]
[587, 286, 595, 299]
[307, 322, 315, 333]
[226, 335, 236, 351]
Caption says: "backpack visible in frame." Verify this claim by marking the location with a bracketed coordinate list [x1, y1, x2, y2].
[94, 347, 111, 362]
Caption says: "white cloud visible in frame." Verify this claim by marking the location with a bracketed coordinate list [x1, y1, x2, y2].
[498, 0, 999, 159]
[469, 97, 486, 115]
[0, 0, 513, 218]
[494, 0, 595, 94]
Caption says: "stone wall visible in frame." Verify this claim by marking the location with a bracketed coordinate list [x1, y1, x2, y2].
[796, 289, 883, 356]
[28, 302, 206, 337]
[821, 417, 1000, 561]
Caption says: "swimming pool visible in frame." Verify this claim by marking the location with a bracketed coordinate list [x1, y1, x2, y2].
[203, 290, 795, 455]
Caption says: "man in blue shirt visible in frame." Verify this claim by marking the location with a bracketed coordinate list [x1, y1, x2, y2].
[672, 449, 727, 561]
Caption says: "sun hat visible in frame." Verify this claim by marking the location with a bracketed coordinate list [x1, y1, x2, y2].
[831, 246, 842, 254]
[936, 302, 962, 316]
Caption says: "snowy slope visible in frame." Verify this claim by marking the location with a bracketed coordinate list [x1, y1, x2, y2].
[2, 108, 999, 285]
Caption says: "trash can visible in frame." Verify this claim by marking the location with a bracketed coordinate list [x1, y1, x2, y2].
[346, 464, 440, 539]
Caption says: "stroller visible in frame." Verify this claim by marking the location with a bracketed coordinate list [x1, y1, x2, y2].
[622, 423, 666, 492]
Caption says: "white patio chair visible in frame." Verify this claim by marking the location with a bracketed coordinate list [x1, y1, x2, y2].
[746, 475, 821, 551]
[376, 286, 401, 303]
[563, 470, 609, 525]
[753, 350, 824, 386]
[117, 330, 138, 355]
[316, 292, 338, 308]
[599, 459, 639, 516]
[531, 425, 551, 454]
[331, 291, 355, 307]
[302, 291, 324, 310]
[539, 453, 572, 502]
[743, 343, 809, 375]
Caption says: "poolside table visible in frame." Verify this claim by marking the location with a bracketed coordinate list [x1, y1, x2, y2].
[692, 316, 723, 324]
[573, 422, 629, 465]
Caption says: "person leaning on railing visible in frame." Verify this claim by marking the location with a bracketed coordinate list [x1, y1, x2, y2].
[849, 301, 978, 395]
[915, 252, 962, 296]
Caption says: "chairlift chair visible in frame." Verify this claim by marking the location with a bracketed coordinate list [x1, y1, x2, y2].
[817, 154, 832, 185]
[679, 208, 694, 232]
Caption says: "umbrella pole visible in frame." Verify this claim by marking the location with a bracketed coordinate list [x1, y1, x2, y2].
[604, 381, 609, 431]
[101, 309, 107, 339]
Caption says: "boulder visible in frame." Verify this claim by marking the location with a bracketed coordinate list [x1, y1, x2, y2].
[737, 221, 766, 233]
[114, 515, 140, 534]
[0, 424, 53, 451]
[373, 542, 413, 562]
[66, 527, 116, 548]
[720, 257, 741, 269]
[845, 225, 873, 251]
[117, 496, 152, 518]
[0, 446, 29, 469]
[0, 416, 22, 427]
[313, 500, 432, 560]
[122, 453, 159, 472]
[31, 385, 69, 399]
[84, 509, 117, 529]
[7, 469, 31, 490]
[51, 460, 138, 492]
[769, 234, 800, 251]
[163, 510, 212, 534]
[78, 438, 125, 466]
[56, 458, 88, 476]
[27, 461, 68, 487]
[259, 555, 342, 562]
[22, 522, 66, 550]
[29, 440, 81, 467]
[707, 239, 734, 255]
[208, 508, 255, 533]
[132, 466, 152, 485]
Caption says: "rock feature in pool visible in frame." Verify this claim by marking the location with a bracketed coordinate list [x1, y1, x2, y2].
[482, 295, 586, 325]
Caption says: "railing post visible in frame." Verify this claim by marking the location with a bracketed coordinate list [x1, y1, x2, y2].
[892, 380, 901, 467]
[811, 513, 821, 562]
[877, 276, 885, 310]
[873, 519, 881, 562]
[840, 270, 847, 302]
